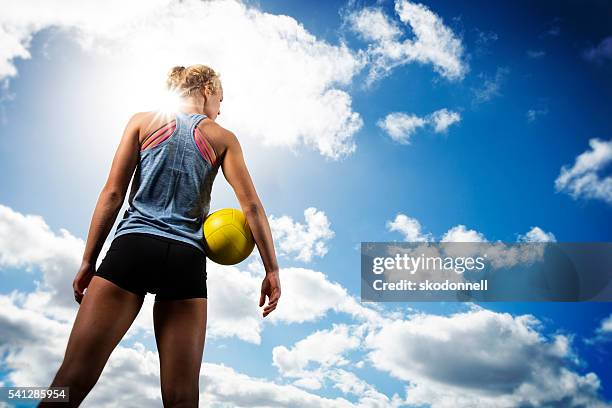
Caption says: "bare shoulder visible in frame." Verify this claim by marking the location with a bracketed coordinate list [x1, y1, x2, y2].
[197, 120, 239, 162]
[133, 111, 176, 143]
[130, 111, 153, 126]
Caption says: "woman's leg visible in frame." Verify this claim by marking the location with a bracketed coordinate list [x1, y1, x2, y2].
[153, 298, 207, 408]
[38, 276, 145, 407]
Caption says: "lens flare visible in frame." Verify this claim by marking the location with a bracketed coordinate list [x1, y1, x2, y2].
[158, 89, 182, 115]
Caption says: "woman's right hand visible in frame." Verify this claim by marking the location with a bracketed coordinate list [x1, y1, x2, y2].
[73, 261, 95, 304]
[259, 271, 281, 318]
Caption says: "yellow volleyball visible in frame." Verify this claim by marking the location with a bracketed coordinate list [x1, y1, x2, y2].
[203, 208, 255, 265]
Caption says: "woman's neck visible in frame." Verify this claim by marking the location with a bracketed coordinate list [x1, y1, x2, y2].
[178, 98, 204, 115]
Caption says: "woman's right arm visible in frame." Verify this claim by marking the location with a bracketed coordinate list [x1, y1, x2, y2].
[74, 113, 142, 303]
[220, 131, 281, 317]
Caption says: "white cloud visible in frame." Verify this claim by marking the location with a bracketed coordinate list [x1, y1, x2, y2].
[376, 112, 427, 144]
[4, 283, 610, 407]
[555, 138, 612, 205]
[0, 203, 105, 318]
[441, 224, 557, 268]
[585, 313, 612, 345]
[377, 108, 461, 143]
[269, 207, 335, 263]
[386, 213, 557, 246]
[0, 291, 372, 407]
[472, 66, 509, 104]
[346, 0, 468, 84]
[364, 308, 608, 408]
[263, 265, 384, 326]
[0, 203, 389, 405]
[601, 314, 612, 333]
[0, 203, 159, 336]
[206, 262, 266, 343]
[272, 324, 361, 379]
[1, 201, 611, 407]
[386, 214, 433, 242]
[517, 226, 556, 243]
[271, 322, 406, 406]
[0, 291, 71, 386]
[208, 260, 383, 343]
[200, 362, 361, 408]
[386, 213, 558, 269]
[0, 0, 365, 160]
[0, 202, 382, 344]
[393, 0, 467, 79]
[441, 224, 487, 243]
[0, 291, 162, 406]
[429, 108, 461, 133]
[326, 368, 405, 407]
[346, 7, 401, 43]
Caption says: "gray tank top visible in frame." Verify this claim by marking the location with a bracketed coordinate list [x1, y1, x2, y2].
[113, 111, 220, 253]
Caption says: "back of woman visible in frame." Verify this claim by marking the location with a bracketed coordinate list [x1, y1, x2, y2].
[115, 110, 220, 253]
[38, 64, 281, 408]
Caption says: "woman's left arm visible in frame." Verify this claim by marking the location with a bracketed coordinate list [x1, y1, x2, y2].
[74, 113, 142, 302]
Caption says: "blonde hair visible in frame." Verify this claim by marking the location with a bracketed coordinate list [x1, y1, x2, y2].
[166, 64, 222, 97]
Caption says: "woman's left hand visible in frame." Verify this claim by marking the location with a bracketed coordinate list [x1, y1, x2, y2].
[73, 261, 95, 304]
[259, 271, 281, 318]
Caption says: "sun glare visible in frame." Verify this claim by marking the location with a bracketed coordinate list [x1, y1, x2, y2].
[106, 65, 186, 121]
[158, 89, 182, 115]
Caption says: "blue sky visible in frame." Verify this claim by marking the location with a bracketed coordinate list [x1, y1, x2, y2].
[1, 0, 611, 407]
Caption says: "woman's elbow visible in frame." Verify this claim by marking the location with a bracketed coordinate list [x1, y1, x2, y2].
[244, 202, 262, 216]
[102, 188, 125, 206]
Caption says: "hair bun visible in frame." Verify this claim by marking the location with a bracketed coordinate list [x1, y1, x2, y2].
[165, 64, 222, 97]
[167, 66, 186, 89]
[171, 66, 186, 74]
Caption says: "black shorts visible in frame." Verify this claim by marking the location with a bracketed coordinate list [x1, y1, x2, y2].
[95, 232, 207, 301]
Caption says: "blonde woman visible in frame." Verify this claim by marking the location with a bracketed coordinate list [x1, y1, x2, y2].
[39, 65, 281, 407]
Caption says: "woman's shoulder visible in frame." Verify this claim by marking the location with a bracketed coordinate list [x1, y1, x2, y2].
[127, 111, 170, 128]
[130, 110, 157, 122]
[130, 111, 176, 144]
[199, 119, 234, 139]
[197, 120, 238, 163]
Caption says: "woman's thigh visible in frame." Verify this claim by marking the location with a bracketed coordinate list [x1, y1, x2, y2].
[60, 275, 145, 381]
[153, 298, 207, 398]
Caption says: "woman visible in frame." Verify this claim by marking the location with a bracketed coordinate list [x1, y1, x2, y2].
[39, 64, 281, 407]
